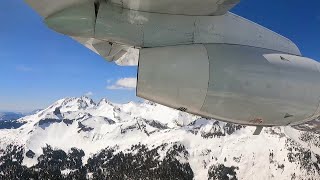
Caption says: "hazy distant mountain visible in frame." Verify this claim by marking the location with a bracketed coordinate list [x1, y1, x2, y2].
[0, 112, 24, 121]
[23, 109, 43, 116]
[0, 97, 319, 179]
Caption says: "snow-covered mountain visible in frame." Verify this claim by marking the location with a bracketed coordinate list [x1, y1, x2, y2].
[0, 96, 320, 180]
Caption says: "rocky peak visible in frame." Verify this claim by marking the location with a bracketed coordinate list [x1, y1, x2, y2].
[97, 98, 113, 106]
[1, 97, 320, 180]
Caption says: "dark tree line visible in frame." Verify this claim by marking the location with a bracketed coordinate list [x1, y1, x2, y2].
[0, 143, 194, 180]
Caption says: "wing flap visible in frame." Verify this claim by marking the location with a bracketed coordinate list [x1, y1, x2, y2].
[71, 37, 139, 66]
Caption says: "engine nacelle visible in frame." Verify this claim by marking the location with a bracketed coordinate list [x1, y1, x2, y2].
[137, 44, 320, 126]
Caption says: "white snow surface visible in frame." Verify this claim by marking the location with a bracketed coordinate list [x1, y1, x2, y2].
[1, 96, 320, 180]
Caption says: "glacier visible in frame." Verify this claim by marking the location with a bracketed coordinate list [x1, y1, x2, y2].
[0, 96, 320, 179]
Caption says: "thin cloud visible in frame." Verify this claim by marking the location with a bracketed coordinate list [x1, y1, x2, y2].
[16, 65, 32, 72]
[84, 92, 93, 96]
[107, 77, 137, 90]
[114, 48, 139, 66]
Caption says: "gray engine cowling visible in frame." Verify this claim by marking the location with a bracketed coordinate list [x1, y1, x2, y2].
[137, 44, 320, 126]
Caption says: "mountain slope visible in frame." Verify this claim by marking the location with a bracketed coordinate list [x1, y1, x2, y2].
[0, 97, 320, 180]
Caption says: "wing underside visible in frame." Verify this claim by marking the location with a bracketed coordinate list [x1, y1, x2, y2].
[110, 0, 240, 16]
[25, 0, 91, 18]
[24, 0, 240, 65]
[24, 0, 301, 64]
[25, 0, 240, 18]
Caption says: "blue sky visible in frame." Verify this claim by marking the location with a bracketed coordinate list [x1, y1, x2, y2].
[0, 0, 319, 112]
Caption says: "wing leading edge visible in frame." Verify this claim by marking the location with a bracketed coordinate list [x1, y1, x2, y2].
[24, 0, 301, 64]
[25, 0, 240, 18]
[109, 0, 240, 16]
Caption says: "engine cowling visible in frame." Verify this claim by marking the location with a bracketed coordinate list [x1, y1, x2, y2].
[137, 44, 320, 126]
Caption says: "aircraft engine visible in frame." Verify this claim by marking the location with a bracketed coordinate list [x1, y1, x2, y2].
[137, 44, 320, 126]
[26, 0, 320, 127]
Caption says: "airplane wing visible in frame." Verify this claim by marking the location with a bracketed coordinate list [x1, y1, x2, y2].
[25, 0, 240, 18]
[25, 0, 92, 18]
[109, 0, 240, 16]
[25, 0, 139, 65]
[24, 0, 320, 128]
[24, 0, 241, 65]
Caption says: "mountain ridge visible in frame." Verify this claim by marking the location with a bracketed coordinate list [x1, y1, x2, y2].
[1, 97, 320, 179]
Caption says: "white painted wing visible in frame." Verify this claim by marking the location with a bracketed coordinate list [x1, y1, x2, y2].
[25, 0, 240, 18]
[71, 37, 139, 66]
[24, 0, 93, 18]
[110, 0, 240, 16]
[25, 0, 139, 65]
